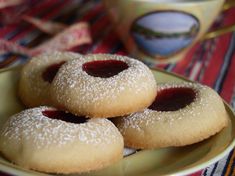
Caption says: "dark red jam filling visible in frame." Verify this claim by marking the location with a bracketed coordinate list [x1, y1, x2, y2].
[82, 60, 129, 78]
[42, 61, 66, 83]
[42, 110, 88, 124]
[149, 87, 196, 111]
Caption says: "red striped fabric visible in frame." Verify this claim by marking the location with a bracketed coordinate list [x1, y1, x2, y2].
[11, 1, 70, 42]
[221, 51, 235, 102]
[78, 3, 103, 22]
[200, 36, 230, 87]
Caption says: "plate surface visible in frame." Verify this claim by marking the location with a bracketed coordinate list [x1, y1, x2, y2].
[0, 67, 234, 176]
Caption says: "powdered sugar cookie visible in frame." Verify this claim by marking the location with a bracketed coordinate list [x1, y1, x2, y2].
[0, 106, 123, 174]
[19, 51, 81, 107]
[51, 54, 157, 118]
[113, 82, 229, 149]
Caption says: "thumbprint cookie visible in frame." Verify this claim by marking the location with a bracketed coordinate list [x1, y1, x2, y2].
[0, 106, 123, 174]
[19, 51, 81, 107]
[51, 54, 157, 118]
[113, 82, 229, 149]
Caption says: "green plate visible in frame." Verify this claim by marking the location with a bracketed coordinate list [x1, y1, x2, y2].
[0, 67, 234, 176]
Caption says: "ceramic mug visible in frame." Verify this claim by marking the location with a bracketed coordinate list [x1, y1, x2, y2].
[103, 0, 225, 65]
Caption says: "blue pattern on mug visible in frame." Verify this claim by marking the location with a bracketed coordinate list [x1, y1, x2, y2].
[131, 11, 200, 58]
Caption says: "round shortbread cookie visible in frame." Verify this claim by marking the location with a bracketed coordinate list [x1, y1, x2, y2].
[18, 51, 81, 107]
[0, 106, 124, 174]
[51, 54, 157, 118]
[113, 82, 229, 149]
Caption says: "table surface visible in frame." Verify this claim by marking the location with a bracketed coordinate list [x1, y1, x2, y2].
[0, 0, 235, 176]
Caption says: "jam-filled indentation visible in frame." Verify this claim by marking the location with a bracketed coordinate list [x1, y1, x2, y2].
[149, 87, 196, 111]
[82, 60, 129, 78]
[42, 61, 66, 83]
[42, 110, 88, 124]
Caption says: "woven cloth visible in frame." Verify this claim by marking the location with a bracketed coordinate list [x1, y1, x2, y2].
[0, 0, 234, 175]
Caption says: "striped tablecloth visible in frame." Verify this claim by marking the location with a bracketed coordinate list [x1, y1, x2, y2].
[0, 0, 234, 176]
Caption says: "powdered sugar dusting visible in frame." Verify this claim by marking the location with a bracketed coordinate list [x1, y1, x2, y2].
[0, 107, 121, 149]
[116, 82, 221, 133]
[22, 51, 82, 91]
[51, 54, 156, 114]
[19, 51, 82, 106]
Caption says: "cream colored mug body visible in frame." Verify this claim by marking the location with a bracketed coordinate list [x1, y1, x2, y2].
[103, 0, 225, 64]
